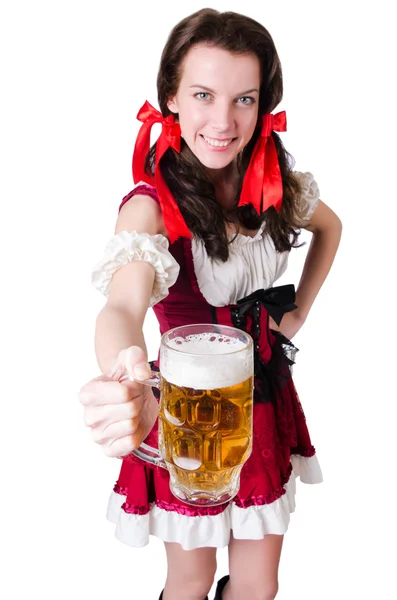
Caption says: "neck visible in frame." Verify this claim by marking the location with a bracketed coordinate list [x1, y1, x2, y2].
[205, 161, 237, 185]
[205, 162, 239, 211]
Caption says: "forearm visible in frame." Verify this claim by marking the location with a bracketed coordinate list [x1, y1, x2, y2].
[94, 304, 147, 374]
[295, 220, 342, 318]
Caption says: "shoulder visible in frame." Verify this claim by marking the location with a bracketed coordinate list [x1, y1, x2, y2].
[116, 182, 167, 237]
[291, 171, 341, 231]
[119, 182, 160, 211]
[291, 171, 320, 200]
[291, 170, 321, 225]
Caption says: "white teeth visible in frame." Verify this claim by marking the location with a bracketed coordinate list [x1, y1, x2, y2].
[202, 135, 233, 148]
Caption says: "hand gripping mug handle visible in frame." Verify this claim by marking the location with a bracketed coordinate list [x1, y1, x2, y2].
[119, 372, 167, 469]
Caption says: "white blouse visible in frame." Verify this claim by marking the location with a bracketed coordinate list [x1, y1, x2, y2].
[92, 171, 320, 307]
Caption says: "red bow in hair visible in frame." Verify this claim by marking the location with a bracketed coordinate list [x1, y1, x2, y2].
[238, 111, 287, 214]
[132, 101, 192, 242]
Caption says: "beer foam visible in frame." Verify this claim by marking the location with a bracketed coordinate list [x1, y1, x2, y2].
[168, 333, 247, 354]
[161, 332, 252, 389]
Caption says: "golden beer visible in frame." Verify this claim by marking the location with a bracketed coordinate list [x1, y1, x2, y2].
[158, 376, 253, 505]
[129, 324, 254, 506]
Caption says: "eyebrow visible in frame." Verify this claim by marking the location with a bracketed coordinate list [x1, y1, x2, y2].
[189, 85, 259, 95]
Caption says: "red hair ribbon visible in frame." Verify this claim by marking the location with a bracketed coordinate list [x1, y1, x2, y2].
[132, 100, 192, 242]
[238, 111, 287, 214]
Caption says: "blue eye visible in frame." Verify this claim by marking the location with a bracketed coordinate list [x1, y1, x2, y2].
[195, 92, 211, 101]
[237, 97, 255, 105]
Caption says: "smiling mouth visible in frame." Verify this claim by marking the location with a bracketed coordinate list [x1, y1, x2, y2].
[200, 134, 237, 148]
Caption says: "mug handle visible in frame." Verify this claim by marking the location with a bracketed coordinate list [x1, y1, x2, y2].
[119, 372, 167, 469]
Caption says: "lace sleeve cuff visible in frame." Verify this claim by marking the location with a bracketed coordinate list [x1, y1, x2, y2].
[91, 230, 180, 307]
[293, 171, 320, 225]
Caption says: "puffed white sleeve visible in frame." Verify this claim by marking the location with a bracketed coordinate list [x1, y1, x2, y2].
[91, 230, 180, 307]
[293, 171, 321, 225]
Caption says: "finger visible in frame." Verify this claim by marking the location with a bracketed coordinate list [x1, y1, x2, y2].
[111, 346, 151, 381]
[103, 434, 136, 458]
[78, 375, 107, 400]
[83, 404, 107, 427]
[91, 418, 137, 445]
[78, 378, 142, 407]
[84, 397, 144, 428]
[103, 418, 150, 458]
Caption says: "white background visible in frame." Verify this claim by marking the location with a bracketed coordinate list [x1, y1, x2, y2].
[1, 0, 396, 598]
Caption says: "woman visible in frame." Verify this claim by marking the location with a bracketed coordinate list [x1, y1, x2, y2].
[80, 8, 342, 600]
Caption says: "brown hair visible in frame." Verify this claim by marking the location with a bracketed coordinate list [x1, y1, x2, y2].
[146, 8, 304, 261]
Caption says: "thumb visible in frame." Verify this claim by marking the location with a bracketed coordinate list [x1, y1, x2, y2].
[110, 346, 151, 381]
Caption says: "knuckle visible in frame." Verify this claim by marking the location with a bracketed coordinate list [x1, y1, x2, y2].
[119, 384, 132, 403]
[124, 346, 143, 363]
[83, 405, 105, 428]
[83, 414, 92, 427]
[103, 445, 116, 457]
[105, 440, 132, 458]
[129, 400, 141, 419]
[78, 390, 92, 406]
[119, 345, 146, 370]
[78, 380, 105, 406]
[98, 404, 112, 423]
[91, 427, 106, 444]
[83, 410, 96, 427]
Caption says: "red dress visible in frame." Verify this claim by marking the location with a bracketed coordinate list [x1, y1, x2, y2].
[105, 185, 323, 551]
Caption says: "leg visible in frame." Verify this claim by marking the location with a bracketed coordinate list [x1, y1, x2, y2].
[222, 534, 284, 600]
[162, 542, 217, 600]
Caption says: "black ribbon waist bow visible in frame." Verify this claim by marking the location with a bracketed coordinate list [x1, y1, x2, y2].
[231, 285, 298, 402]
[235, 284, 297, 327]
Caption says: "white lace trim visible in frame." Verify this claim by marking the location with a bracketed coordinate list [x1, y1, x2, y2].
[106, 454, 323, 551]
[293, 171, 321, 224]
[91, 230, 180, 307]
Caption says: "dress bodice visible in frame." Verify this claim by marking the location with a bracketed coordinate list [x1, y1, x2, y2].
[91, 171, 320, 313]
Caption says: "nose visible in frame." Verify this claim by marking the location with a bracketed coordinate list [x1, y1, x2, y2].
[210, 100, 235, 133]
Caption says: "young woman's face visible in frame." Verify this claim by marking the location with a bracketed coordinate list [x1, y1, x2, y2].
[167, 44, 261, 173]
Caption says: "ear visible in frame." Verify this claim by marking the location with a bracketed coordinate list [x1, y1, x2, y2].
[167, 96, 179, 114]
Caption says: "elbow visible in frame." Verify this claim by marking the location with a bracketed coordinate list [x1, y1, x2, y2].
[334, 211, 343, 231]
[323, 211, 343, 237]
[335, 214, 343, 240]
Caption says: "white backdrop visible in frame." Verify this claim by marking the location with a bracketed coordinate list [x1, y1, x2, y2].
[1, 1, 396, 598]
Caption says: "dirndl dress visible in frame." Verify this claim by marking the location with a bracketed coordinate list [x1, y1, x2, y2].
[93, 180, 324, 551]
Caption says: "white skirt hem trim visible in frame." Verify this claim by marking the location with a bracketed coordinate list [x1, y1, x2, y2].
[106, 454, 323, 551]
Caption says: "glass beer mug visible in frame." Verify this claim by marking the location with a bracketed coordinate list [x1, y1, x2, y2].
[121, 324, 254, 506]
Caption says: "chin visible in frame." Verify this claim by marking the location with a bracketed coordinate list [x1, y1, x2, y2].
[196, 152, 236, 171]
